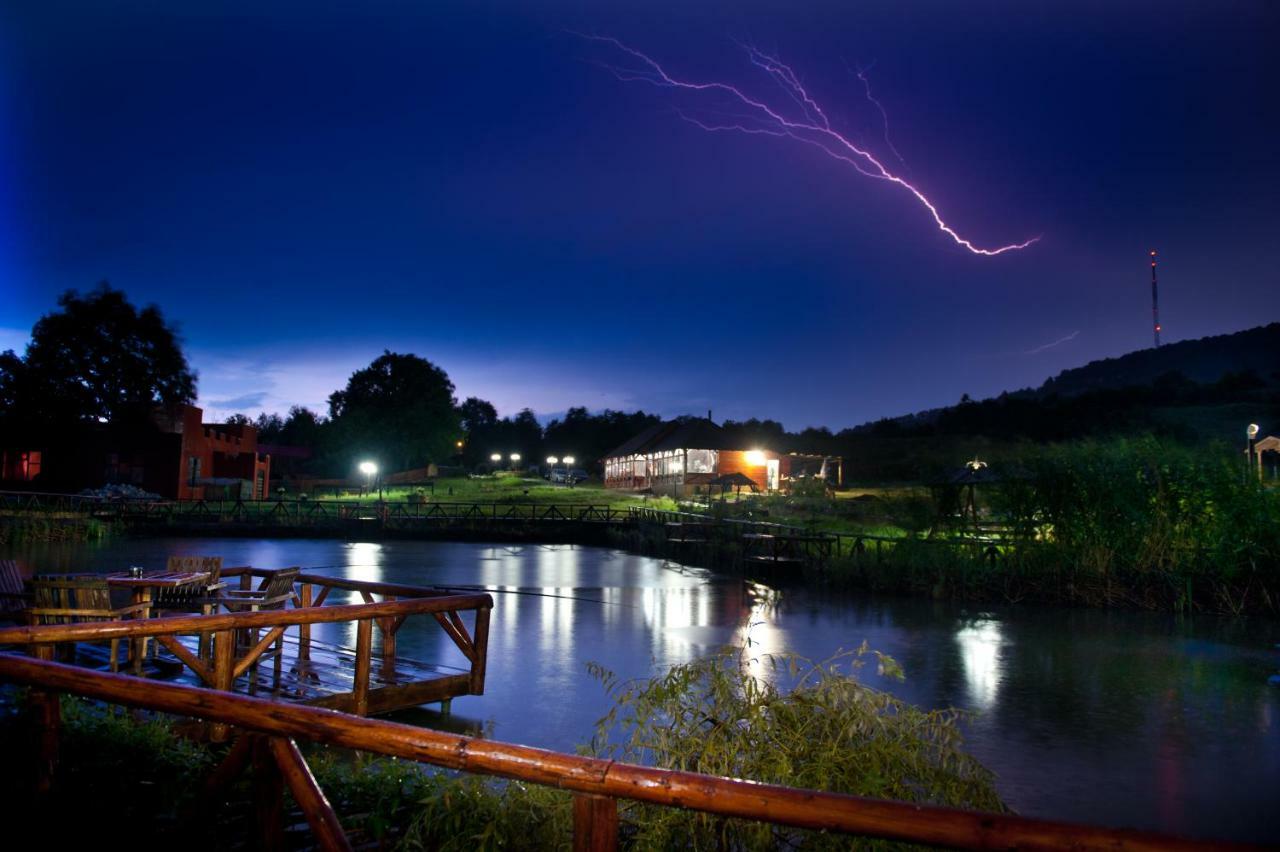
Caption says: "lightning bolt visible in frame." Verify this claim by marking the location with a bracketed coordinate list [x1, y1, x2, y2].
[582, 35, 1040, 257]
[1024, 330, 1080, 354]
[852, 60, 907, 169]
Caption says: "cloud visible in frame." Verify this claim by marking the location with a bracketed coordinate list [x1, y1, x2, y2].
[206, 391, 270, 410]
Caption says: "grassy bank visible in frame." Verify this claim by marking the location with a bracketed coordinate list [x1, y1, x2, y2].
[0, 646, 1002, 850]
[0, 512, 111, 546]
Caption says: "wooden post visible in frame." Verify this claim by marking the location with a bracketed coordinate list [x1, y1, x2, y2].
[298, 583, 313, 662]
[573, 793, 619, 852]
[381, 595, 397, 674]
[252, 737, 286, 852]
[267, 737, 353, 852]
[469, 605, 491, 695]
[211, 628, 235, 742]
[32, 687, 60, 795]
[352, 618, 372, 717]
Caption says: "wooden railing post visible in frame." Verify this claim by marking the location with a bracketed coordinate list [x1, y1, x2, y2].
[32, 685, 60, 794]
[352, 618, 372, 717]
[381, 595, 397, 671]
[298, 583, 313, 662]
[267, 736, 353, 852]
[469, 604, 490, 695]
[252, 736, 286, 852]
[573, 793, 619, 852]
[211, 628, 235, 742]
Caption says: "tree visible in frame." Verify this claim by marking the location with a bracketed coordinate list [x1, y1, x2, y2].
[327, 351, 459, 473]
[225, 413, 251, 426]
[12, 283, 196, 426]
[278, 406, 325, 448]
[457, 397, 499, 466]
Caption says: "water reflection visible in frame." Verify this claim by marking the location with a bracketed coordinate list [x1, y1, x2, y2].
[955, 617, 1005, 710]
[344, 541, 384, 584]
[7, 536, 1278, 843]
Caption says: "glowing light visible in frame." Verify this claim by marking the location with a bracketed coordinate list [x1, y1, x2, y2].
[956, 617, 1005, 709]
[745, 450, 767, 465]
[510, 453, 522, 462]
[490, 453, 502, 462]
[358, 461, 377, 476]
[582, 35, 1039, 256]
[547, 456, 559, 465]
[1247, 423, 1260, 439]
[563, 455, 576, 465]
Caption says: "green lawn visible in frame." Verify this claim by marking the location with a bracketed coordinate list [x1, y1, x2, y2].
[313, 475, 680, 509]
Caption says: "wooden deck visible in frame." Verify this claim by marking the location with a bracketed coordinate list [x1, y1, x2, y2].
[0, 568, 493, 724]
[60, 630, 471, 714]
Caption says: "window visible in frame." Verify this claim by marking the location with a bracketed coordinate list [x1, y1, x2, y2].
[687, 449, 717, 473]
[188, 456, 202, 486]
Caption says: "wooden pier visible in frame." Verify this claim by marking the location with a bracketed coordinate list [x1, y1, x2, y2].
[0, 567, 492, 724]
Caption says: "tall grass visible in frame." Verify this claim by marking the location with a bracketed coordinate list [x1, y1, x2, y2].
[827, 437, 1280, 614]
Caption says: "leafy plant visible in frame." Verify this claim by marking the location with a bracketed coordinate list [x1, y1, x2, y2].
[587, 644, 1005, 849]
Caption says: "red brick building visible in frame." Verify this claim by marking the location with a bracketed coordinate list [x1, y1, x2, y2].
[1, 404, 271, 500]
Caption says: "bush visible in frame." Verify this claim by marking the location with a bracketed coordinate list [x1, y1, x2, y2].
[587, 644, 1004, 849]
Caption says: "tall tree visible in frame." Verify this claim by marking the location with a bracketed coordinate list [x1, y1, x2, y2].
[14, 283, 196, 426]
[327, 351, 459, 473]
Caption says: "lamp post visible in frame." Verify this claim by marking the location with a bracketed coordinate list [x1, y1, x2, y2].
[562, 456, 576, 487]
[510, 453, 521, 472]
[489, 453, 502, 472]
[1247, 423, 1260, 480]
[358, 461, 378, 498]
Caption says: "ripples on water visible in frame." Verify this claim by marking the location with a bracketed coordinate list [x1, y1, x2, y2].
[10, 537, 1280, 843]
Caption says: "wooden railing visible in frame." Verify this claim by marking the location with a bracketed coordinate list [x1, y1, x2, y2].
[0, 490, 636, 528]
[0, 581, 492, 731]
[0, 653, 1247, 852]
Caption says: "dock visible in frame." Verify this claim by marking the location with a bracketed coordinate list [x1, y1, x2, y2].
[0, 567, 492, 723]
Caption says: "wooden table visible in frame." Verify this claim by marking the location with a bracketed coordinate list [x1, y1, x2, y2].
[107, 571, 211, 672]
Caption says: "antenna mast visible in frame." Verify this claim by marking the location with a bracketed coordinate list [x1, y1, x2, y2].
[1150, 249, 1161, 348]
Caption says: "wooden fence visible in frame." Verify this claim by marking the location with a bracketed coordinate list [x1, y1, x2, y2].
[0, 575, 492, 735]
[0, 653, 1246, 852]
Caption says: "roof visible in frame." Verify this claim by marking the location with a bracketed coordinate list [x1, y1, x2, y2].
[604, 418, 735, 459]
[603, 421, 673, 458]
[647, 419, 734, 452]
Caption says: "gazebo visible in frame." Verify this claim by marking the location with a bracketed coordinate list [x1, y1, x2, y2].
[1249, 435, 1279, 480]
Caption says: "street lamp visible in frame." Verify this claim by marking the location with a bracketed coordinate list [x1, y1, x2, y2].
[509, 453, 521, 470]
[358, 461, 378, 496]
[563, 455, 575, 466]
[1247, 424, 1261, 479]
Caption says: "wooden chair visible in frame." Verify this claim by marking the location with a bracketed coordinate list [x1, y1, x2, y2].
[152, 556, 227, 612]
[218, 567, 300, 693]
[0, 560, 31, 623]
[151, 556, 227, 662]
[28, 575, 149, 672]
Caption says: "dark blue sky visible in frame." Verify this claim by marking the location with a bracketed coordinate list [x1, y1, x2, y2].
[2, 1, 1276, 428]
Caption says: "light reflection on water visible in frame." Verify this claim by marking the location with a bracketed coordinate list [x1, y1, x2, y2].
[6, 536, 1279, 843]
[956, 617, 1005, 710]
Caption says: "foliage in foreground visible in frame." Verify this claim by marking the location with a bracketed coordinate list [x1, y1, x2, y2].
[587, 645, 1004, 850]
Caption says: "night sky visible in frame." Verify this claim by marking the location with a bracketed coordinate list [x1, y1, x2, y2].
[2, 1, 1277, 429]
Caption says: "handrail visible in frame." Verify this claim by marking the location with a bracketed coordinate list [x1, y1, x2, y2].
[0, 593, 492, 645]
[220, 566, 466, 600]
[0, 654, 1246, 852]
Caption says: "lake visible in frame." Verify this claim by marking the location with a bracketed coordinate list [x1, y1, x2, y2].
[9, 537, 1279, 844]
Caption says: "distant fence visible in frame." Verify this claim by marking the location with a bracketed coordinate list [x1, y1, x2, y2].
[1, 490, 1016, 565]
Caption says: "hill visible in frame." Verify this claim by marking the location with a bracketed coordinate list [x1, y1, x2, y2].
[1036, 323, 1280, 397]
